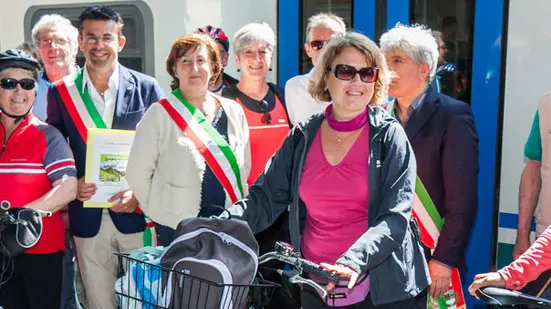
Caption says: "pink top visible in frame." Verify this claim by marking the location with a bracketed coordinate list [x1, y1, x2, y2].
[300, 126, 370, 265]
[499, 226, 551, 290]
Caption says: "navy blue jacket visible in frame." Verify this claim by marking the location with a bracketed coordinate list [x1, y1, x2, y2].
[404, 86, 479, 270]
[227, 106, 431, 305]
[46, 65, 163, 238]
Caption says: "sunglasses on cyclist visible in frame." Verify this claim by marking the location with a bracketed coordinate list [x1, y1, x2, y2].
[0, 78, 36, 91]
[309, 40, 329, 51]
[328, 64, 379, 83]
[258, 100, 272, 125]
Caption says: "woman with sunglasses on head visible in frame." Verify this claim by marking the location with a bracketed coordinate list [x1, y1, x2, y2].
[225, 32, 430, 309]
[0, 49, 78, 309]
[126, 34, 250, 247]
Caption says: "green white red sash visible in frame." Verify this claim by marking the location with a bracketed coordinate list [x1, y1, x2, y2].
[386, 103, 466, 309]
[56, 70, 107, 143]
[159, 89, 244, 203]
[57, 70, 158, 246]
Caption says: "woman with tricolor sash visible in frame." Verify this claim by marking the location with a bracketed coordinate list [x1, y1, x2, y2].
[126, 34, 250, 247]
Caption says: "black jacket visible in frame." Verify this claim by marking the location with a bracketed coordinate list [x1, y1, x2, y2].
[227, 105, 430, 305]
[403, 86, 479, 270]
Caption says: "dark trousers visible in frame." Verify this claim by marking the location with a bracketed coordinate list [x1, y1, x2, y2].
[155, 222, 175, 247]
[0, 251, 63, 309]
[60, 229, 78, 309]
[302, 287, 416, 309]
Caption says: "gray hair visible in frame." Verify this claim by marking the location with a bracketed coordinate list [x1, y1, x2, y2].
[232, 22, 276, 55]
[379, 23, 439, 82]
[31, 14, 78, 54]
[305, 13, 346, 42]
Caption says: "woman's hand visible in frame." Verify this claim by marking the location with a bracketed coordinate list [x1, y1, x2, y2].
[320, 263, 359, 291]
[468, 272, 506, 298]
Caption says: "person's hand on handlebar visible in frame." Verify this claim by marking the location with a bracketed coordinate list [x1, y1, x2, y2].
[320, 263, 359, 291]
[467, 272, 506, 298]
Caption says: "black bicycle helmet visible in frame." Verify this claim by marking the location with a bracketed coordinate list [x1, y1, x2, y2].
[0, 49, 40, 78]
[0, 49, 41, 123]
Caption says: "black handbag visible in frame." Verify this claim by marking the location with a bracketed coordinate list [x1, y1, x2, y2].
[0, 208, 43, 257]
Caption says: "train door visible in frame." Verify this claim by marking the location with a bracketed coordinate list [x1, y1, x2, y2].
[277, 0, 376, 86]
[384, 0, 505, 307]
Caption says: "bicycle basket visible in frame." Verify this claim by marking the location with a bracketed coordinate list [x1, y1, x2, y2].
[115, 253, 279, 309]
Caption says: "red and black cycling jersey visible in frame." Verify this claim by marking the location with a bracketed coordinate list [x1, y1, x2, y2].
[0, 114, 76, 254]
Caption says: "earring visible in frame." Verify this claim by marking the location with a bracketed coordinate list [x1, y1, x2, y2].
[269, 68, 272, 71]
[237, 68, 241, 72]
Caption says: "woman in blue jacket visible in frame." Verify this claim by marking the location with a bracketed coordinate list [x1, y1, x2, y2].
[226, 32, 430, 308]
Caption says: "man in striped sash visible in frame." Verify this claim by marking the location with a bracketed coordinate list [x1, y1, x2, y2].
[46, 6, 163, 309]
[381, 24, 479, 309]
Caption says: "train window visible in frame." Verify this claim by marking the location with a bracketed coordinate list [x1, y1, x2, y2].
[410, 0, 475, 104]
[299, 0, 353, 74]
[24, 2, 154, 76]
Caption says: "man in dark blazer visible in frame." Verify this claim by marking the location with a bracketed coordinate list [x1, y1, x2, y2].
[380, 24, 479, 307]
[46, 6, 163, 309]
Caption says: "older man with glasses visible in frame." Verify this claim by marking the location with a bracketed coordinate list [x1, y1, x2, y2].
[285, 12, 346, 126]
[32, 14, 79, 122]
[31, 14, 83, 309]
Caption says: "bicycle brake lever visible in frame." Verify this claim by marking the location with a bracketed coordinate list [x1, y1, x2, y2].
[286, 274, 328, 299]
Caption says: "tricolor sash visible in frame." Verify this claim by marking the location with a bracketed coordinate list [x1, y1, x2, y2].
[56, 70, 107, 143]
[386, 103, 466, 309]
[57, 70, 157, 245]
[159, 89, 245, 203]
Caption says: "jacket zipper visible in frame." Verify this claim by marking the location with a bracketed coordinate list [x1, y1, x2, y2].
[293, 128, 308, 253]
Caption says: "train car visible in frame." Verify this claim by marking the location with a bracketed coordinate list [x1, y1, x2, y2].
[0, 0, 541, 307]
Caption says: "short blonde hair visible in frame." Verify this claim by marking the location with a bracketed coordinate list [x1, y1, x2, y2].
[309, 32, 390, 105]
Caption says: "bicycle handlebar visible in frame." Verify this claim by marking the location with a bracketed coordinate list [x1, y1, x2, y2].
[258, 242, 343, 299]
[476, 287, 551, 308]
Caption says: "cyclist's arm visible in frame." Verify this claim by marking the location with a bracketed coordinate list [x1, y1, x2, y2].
[25, 126, 77, 212]
[499, 224, 551, 290]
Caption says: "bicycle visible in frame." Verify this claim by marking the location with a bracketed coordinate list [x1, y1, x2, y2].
[476, 286, 551, 308]
[115, 241, 342, 308]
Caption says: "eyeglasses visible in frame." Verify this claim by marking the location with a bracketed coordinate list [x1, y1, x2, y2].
[0, 78, 36, 90]
[83, 35, 117, 46]
[40, 38, 68, 47]
[258, 100, 272, 125]
[309, 40, 329, 51]
[328, 64, 379, 83]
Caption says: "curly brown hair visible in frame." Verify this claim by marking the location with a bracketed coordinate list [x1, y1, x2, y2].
[308, 32, 390, 105]
[166, 34, 222, 90]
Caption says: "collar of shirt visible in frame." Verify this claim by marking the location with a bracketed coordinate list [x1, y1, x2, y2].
[81, 64, 120, 129]
[82, 64, 120, 96]
[393, 85, 429, 126]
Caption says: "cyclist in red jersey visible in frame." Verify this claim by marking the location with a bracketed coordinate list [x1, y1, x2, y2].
[0, 49, 77, 309]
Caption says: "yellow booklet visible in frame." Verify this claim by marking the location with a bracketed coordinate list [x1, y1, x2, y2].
[84, 129, 135, 208]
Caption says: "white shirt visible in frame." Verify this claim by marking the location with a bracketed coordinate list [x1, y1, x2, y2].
[284, 68, 330, 126]
[82, 65, 119, 129]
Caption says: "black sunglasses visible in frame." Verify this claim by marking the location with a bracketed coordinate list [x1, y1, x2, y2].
[328, 64, 379, 83]
[258, 100, 272, 125]
[0, 78, 36, 90]
[309, 40, 329, 51]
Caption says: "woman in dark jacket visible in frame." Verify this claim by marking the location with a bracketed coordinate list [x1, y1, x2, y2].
[227, 32, 430, 308]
